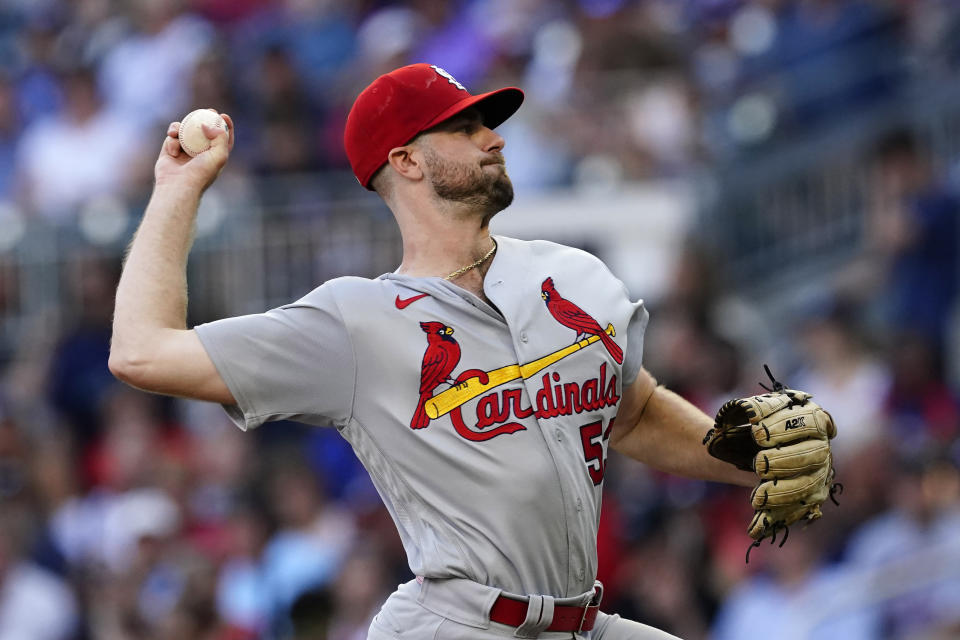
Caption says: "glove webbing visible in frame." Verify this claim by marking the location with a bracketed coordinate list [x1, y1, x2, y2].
[745, 481, 845, 563]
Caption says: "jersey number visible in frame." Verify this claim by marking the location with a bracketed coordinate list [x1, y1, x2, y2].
[579, 417, 614, 485]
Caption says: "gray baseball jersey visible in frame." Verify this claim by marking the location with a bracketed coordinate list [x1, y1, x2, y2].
[195, 235, 648, 599]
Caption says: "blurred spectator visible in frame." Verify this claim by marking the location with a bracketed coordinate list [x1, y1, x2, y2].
[262, 458, 356, 633]
[14, 14, 64, 127]
[90, 388, 182, 495]
[49, 387, 185, 577]
[191, 0, 269, 25]
[0, 509, 78, 640]
[217, 501, 272, 639]
[607, 509, 712, 639]
[90, 487, 218, 638]
[867, 127, 959, 347]
[791, 299, 892, 462]
[15, 65, 148, 221]
[187, 48, 236, 128]
[290, 586, 334, 640]
[712, 527, 878, 639]
[773, 0, 902, 127]
[47, 254, 120, 442]
[247, 46, 321, 176]
[54, 0, 131, 66]
[0, 75, 21, 201]
[623, 76, 700, 177]
[409, 0, 495, 87]
[326, 546, 392, 640]
[227, 0, 357, 104]
[305, 428, 379, 508]
[98, 0, 214, 126]
[354, 5, 422, 73]
[884, 331, 960, 447]
[278, 1, 358, 93]
[179, 402, 256, 559]
[843, 447, 960, 637]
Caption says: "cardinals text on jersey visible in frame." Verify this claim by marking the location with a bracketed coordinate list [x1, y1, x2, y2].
[409, 276, 623, 442]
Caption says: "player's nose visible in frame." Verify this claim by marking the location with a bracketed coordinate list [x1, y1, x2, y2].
[479, 125, 505, 154]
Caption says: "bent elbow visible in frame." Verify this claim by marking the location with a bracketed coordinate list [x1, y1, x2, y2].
[108, 346, 150, 388]
[108, 349, 132, 383]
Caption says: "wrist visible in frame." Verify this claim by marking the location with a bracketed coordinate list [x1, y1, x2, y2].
[141, 181, 203, 230]
[150, 179, 203, 210]
[153, 175, 204, 196]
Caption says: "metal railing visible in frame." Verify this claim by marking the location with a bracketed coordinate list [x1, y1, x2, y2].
[0, 176, 403, 360]
[701, 78, 960, 295]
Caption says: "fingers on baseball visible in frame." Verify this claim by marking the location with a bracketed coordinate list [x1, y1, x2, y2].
[200, 125, 230, 168]
[201, 115, 233, 153]
[202, 122, 225, 141]
[164, 133, 182, 157]
[221, 113, 235, 149]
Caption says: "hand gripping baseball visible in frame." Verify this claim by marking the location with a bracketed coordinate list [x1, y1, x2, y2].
[702, 366, 842, 561]
[155, 109, 235, 193]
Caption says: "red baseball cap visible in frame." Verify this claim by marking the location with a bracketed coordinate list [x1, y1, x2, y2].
[344, 63, 524, 189]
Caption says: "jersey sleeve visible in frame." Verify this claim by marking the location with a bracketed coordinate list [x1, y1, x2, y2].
[621, 299, 649, 387]
[193, 283, 356, 431]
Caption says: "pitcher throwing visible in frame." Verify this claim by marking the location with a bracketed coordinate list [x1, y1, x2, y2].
[110, 64, 838, 639]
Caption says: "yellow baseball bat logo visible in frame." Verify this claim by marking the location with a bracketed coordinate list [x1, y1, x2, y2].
[425, 324, 616, 419]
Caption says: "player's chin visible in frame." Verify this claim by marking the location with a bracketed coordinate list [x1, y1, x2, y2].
[488, 174, 514, 211]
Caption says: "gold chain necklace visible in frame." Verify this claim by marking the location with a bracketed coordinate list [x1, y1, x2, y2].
[444, 239, 497, 281]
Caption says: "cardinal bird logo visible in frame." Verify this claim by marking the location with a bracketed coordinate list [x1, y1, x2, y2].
[410, 321, 462, 429]
[541, 277, 623, 364]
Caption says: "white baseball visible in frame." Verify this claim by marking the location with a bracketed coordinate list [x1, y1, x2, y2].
[178, 109, 228, 157]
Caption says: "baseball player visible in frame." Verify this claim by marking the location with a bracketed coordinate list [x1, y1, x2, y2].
[110, 64, 793, 638]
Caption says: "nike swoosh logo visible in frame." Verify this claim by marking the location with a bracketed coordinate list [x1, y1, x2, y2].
[395, 293, 429, 309]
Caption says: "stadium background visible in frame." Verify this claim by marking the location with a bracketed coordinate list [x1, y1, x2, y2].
[1, 0, 959, 638]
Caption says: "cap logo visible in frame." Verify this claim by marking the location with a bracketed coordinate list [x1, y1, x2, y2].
[431, 65, 466, 91]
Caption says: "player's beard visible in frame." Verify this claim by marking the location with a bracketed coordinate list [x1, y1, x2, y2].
[421, 147, 514, 217]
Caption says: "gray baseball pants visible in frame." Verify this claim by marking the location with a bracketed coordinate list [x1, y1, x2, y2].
[367, 578, 681, 639]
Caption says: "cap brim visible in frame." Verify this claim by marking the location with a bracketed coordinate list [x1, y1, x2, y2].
[421, 86, 524, 134]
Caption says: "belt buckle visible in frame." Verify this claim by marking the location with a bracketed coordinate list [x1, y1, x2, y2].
[577, 581, 604, 633]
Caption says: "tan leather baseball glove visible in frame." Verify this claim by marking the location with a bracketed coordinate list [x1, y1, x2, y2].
[702, 366, 842, 561]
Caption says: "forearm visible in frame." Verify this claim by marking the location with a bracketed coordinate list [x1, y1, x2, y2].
[112, 184, 200, 359]
[112, 115, 232, 367]
[109, 115, 236, 403]
[612, 386, 755, 486]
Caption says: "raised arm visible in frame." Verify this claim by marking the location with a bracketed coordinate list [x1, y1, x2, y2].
[609, 368, 755, 486]
[109, 113, 236, 404]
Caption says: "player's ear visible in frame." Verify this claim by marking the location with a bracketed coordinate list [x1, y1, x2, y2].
[386, 144, 424, 184]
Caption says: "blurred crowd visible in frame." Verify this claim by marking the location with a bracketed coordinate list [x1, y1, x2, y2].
[0, 0, 959, 639]
[1, 0, 960, 221]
